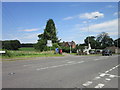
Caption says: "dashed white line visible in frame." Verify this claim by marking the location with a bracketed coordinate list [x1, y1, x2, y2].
[82, 81, 93, 87]
[93, 76, 101, 80]
[104, 64, 120, 74]
[105, 70, 109, 73]
[94, 84, 104, 88]
[78, 61, 85, 63]
[109, 75, 116, 78]
[36, 61, 84, 71]
[94, 59, 99, 61]
[100, 73, 106, 77]
[67, 61, 75, 63]
[105, 78, 111, 81]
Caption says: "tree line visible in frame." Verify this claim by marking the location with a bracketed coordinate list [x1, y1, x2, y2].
[1, 40, 21, 50]
[1, 19, 120, 51]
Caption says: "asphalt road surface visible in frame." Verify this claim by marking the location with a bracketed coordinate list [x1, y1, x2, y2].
[2, 55, 119, 88]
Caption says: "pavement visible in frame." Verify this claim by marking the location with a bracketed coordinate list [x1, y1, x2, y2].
[2, 55, 119, 89]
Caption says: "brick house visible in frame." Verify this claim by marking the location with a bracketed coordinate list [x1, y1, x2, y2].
[62, 41, 76, 48]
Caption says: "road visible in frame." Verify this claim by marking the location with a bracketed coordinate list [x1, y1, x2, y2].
[2, 55, 119, 89]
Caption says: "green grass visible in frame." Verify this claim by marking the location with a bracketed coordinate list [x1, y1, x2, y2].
[1, 50, 64, 60]
[19, 47, 36, 51]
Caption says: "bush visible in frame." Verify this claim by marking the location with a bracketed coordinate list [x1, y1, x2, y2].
[51, 43, 61, 50]
[35, 42, 61, 52]
[34, 39, 46, 51]
[21, 43, 35, 47]
[61, 46, 77, 53]
[2, 50, 13, 57]
[62, 47, 70, 53]
[2, 40, 21, 50]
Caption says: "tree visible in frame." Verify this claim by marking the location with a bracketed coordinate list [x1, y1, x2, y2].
[96, 32, 114, 49]
[2, 40, 21, 50]
[114, 38, 120, 48]
[35, 19, 59, 51]
[84, 36, 100, 49]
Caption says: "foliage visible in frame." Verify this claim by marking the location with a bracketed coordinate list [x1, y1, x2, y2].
[2, 40, 21, 50]
[114, 38, 120, 48]
[96, 32, 114, 49]
[34, 39, 46, 51]
[51, 43, 61, 50]
[76, 44, 86, 51]
[2, 50, 13, 57]
[19, 47, 36, 51]
[2, 50, 63, 58]
[21, 43, 35, 47]
[62, 47, 70, 53]
[61, 46, 77, 53]
[35, 19, 59, 51]
[84, 36, 100, 49]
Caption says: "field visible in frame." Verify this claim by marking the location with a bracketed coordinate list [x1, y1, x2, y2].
[19, 47, 36, 51]
[1, 47, 63, 59]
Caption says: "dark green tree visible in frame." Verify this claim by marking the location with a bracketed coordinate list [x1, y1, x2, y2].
[2, 40, 21, 50]
[35, 19, 59, 51]
[114, 38, 120, 48]
[84, 36, 100, 49]
[96, 32, 114, 49]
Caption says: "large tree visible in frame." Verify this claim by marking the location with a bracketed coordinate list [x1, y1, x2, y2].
[2, 40, 21, 50]
[84, 36, 100, 49]
[35, 19, 59, 51]
[38, 19, 58, 43]
[114, 38, 120, 48]
[96, 32, 114, 49]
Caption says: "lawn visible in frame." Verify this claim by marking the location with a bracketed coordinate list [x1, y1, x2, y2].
[1, 47, 64, 59]
[19, 47, 36, 51]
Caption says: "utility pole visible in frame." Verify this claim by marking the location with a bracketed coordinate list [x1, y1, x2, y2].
[70, 45, 72, 53]
[87, 16, 98, 54]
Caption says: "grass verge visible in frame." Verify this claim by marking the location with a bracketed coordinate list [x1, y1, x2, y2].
[1, 50, 64, 61]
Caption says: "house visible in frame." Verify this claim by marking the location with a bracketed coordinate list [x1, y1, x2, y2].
[62, 41, 76, 48]
[105, 46, 120, 54]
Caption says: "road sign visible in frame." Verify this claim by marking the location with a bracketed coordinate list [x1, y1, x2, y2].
[47, 40, 52, 47]
[0, 51, 6, 54]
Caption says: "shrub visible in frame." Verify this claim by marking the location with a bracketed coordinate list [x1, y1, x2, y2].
[2, 40, 21, 50]
[2, 50, 13, 57]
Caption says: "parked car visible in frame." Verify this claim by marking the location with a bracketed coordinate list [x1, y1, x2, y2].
[102, 50, 112, 56]
[90, 50, 96, 54]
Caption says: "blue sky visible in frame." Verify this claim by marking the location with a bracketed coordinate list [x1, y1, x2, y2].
[2, 2, 118, 44]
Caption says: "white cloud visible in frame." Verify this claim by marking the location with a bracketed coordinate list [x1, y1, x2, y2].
[83, 21, 87, 24]
[113, 12, 120, 16]
[106, 5, 115, 8]
[63, 16, 75, 20]
[80, 19, 118, 36]
[63, 11, 104, 20]
[3, 32, 41, 43]
[20, 28, 40, 32]
[79, 11, 104, 19]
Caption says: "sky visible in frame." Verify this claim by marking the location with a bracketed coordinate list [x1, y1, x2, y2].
[2, 2, 118, 44]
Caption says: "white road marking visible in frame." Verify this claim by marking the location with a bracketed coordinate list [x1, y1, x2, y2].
[93, 76, 101, 80]
[105, 78, 111, 81]
[105, 70, 109, 73]
[104, 64, 120, 74]
[23, 60, 70, 67]
[112, 67, 116, 70]
[109, 69, 113, 71]
[94, 84, 104, 88]
[78, 61, 85, 63]
[82, 81, 93, 87]
[36, 61, 84, 71]
[94, 59, 99, 61]
[67, 61, 75, 63]
[100, 73, 106, 77]
[109, 75, 117, 78]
